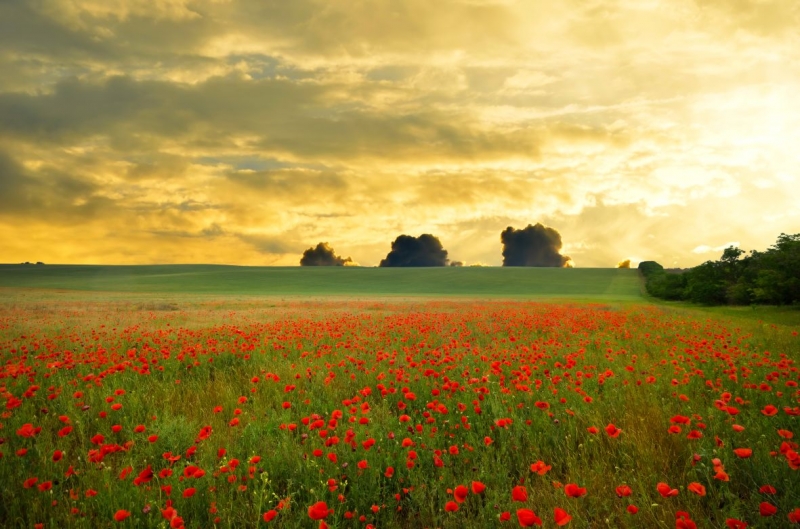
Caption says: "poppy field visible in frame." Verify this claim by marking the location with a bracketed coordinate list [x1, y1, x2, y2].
[0, 298, 798, 528]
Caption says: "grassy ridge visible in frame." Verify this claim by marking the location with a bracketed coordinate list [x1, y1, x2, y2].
[0, 265, 643, 299]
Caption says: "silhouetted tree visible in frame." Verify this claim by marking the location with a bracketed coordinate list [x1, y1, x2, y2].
[300, 243, 352, 266]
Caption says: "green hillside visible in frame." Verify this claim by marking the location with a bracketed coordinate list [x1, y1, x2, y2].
[0, 265, 642, 299]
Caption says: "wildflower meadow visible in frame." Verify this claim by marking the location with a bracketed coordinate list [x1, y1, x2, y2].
[1, 299, 798, 528]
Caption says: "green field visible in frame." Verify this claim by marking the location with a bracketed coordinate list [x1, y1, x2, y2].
[0, 265, 643, 299]
[1, 266, 799, 528]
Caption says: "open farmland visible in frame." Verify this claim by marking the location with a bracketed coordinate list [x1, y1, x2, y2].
[0, 293, 798, 528]
[0, 265, 642, 300]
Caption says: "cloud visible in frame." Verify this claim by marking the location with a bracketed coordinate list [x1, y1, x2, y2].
[501, 223, 571, 267]
[692, 242, 740, 254]
[1, 0, 799, 266]
[236, 233, 297, 255]
[300, 242, 352, 266]
[379, 234, 450, 267]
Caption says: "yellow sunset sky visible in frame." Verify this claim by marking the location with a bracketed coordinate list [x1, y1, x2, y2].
[1, 0, 798, 267]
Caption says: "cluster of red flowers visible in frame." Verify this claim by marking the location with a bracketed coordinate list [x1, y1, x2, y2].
[0, 300, 797, 527]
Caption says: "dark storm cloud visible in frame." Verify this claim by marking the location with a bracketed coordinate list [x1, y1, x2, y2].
[237, 233, 296, 255]
[379, 234, 449, 267]
[0, 75, 325, 147]
[300, 242, 352, 266]
[0, 148, 108, 219]
[0, 74, 542, 162]
[0, 1, 111, 62]
[501, 223, 571, 267]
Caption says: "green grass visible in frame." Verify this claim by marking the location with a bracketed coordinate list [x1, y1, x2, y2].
[0, 265, 643, 300]
[644, 295, 800, 327]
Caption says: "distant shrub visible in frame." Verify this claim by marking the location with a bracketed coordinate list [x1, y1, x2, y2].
[637, 261, 664, 278]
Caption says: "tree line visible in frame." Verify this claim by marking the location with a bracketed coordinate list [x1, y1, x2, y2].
[639, 233, 800, 305]
[300, 224, 573, 268]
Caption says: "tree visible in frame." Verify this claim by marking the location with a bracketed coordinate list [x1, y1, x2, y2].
[300, 243, 353, 266]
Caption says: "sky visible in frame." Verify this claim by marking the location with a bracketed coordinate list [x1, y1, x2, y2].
[1, 0, 799, 267]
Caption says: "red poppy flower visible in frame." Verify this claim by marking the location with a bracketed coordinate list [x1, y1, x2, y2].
[759, 502, 777, 517]
[444, 501, 459, 512]
[471, 481, 486, 494]
[516, 508, 542, 527]
[587, 426, 599, 434]
[197, 426, 212, 441]
[733, 448, 752, 458]
[52, 450, 63, 462]
[564, 483, 587, 498]
[308, 501, 330, 520]
[761, 405, 778, 416]
[114, 510, 131, 522]
[616, 485, 632, 497]
[676, 512, 697, 529]
[725, 519, 747, 529]
[530, 461, 551, 475]
[554, 507, 572, 526]
[263, 510, 277, 522]
[656, 482, 679, 497]
[627, 505, 638, 514]
[759, 485, 777, 495]
[714, 469, 730, 482]
[605, 424, 621, 438]
[119, 466, 132, 480]
[183, 488, 196, 498]
[454, 485, 469, 503]
[17, 423, 40, 438]
[687, 482, 706, 496]
[512, 486, 528, 502]
[133, 466, 154, 486]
